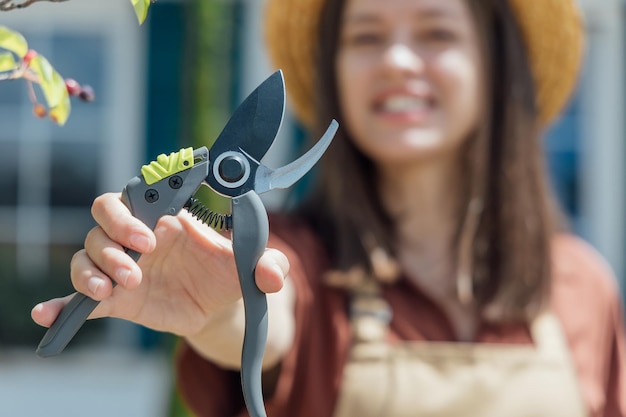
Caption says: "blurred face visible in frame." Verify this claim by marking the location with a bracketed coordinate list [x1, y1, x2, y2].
[336, 0, 484, 165]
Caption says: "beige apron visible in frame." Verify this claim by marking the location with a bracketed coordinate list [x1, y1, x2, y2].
[333, 284, 588, 417]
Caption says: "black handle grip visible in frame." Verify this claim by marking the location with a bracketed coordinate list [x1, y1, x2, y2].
[36, 249, 141, 358]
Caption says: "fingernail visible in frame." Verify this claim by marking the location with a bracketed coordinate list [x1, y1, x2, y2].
[116, 268, 131, 286]
[130, 234, 151, 253]
[87, 277, 102, 296]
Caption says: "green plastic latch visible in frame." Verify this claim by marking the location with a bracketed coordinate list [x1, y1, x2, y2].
[141, 147, 195, 185]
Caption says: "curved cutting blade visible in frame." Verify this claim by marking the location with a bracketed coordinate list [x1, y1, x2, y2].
[209, 70, 285, 163]
[254, 119, 338, 194]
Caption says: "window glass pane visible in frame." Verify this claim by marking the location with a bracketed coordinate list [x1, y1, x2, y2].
[50, 208, 95, 243]
[0, 142, 18, 206]
[0, 79, 25, 105]
[51, 34, 105, 106]
[0, 209, 16, 242]
[0, 243, 104, 346]
[0, 244, 16, 278]
[51, 106, 103, 143]
[546, 93, 581, 221]
[0, 108, 22, 140]
[49, 142, 99, 207]
[547, 150, 579, 217]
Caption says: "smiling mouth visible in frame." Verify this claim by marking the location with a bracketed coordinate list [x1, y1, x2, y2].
[373, 94, 434, 121]
[384, 95, 427, 111]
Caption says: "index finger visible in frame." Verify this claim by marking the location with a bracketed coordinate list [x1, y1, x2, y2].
[91, 193, 156, 254]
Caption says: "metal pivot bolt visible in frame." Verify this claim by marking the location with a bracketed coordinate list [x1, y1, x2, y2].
[219, 155, 246, 183]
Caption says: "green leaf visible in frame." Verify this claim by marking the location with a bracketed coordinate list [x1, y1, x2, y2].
[29, 54, 71, 124]
[49, 94, 71, 126]
[0, 26, 28, 58]
[29, 54, 68, 108]
[131, 0, 151, 24]
[0, 52, 17, 72]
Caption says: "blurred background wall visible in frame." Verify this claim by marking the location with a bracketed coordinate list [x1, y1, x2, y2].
[0, 0, 624, 416]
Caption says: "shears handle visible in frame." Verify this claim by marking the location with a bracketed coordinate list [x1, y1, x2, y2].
[231, 191, 269, 417]
[37, 151, 208, 357]
[36, 182, 156, 357]
[36, 161, 206, 357]
[35, 248, 141, 357]
[36, 183, 145, 357]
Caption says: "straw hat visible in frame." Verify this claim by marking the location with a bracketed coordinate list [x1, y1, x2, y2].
[264, 0, 585, 127]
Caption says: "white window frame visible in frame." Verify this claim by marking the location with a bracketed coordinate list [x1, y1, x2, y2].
[578, 0, 626, 287]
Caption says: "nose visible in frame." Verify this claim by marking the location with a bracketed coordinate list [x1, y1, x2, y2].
[380, 43, 423, 77]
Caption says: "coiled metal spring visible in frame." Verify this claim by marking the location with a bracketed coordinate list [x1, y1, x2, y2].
[184, 197, 232, 231]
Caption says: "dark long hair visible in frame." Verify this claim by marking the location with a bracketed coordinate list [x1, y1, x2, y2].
[298, 0, 563, 322]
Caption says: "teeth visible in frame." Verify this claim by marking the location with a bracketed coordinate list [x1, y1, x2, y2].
[381, 96, 427, 113]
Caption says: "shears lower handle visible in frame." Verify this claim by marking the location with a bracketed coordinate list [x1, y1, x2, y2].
[231, 191, 269, 417]
[35, 249, 141, 358]
[36, 150, 210, 358]
[36, 182, 149, 358]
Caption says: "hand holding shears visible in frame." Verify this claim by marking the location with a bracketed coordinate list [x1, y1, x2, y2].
[33, 71, 338, 417]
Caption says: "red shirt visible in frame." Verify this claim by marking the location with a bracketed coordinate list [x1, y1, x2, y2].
[176, 216, 626, 417]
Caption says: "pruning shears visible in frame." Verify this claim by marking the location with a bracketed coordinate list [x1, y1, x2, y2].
[36, 70, 338, 417]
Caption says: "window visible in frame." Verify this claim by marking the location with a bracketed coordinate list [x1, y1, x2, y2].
[547, 0, 626, 294]
[546, 93, 582, 229]
[0, 3, 145, 346]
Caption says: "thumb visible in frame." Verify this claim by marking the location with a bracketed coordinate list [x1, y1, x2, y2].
[254, 248, 289, 294]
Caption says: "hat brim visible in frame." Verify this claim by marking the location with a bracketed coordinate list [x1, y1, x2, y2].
[264, 0, 585, 126]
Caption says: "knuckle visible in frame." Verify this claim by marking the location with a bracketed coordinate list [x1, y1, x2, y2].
[91, 193, 108, 216]
[84, 226, 101, 245]
[100, 245, 122, 267]
[70, 248, 86, 266]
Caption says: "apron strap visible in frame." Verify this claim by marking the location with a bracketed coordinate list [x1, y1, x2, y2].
[529, 312, 572, 361]
[348, 277, 571, 362]
[349, 277, 392, 344]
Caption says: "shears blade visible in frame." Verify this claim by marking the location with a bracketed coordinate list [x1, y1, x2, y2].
[255, 119, 338, 194]
[209, 70, 285, 163]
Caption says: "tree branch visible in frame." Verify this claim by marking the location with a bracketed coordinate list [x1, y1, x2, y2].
[0, 0, 69, 11]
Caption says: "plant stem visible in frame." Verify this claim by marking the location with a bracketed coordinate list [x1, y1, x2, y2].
[0, 0, 69, 11]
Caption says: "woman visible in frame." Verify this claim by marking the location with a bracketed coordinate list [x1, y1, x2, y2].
[33, 0, 626, 416]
